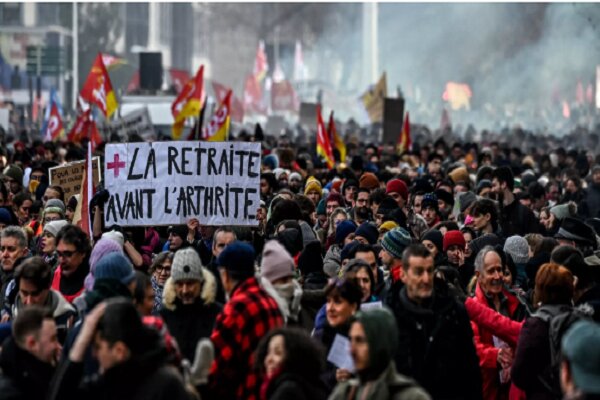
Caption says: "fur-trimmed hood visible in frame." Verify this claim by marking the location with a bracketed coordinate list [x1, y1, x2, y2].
[162, 266, 217, 311]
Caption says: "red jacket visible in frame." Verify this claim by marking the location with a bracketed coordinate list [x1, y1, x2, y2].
[470, 285, 523, 400]
[209, 276, 284, 400]
[465, 297, 524, 348]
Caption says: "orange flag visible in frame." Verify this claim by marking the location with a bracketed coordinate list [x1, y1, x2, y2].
[316, 105, 335, 169]
[80, 53, 118, 117]
[396, 112, 411, 155]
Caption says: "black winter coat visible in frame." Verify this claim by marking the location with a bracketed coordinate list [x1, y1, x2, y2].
[386, 284, 483, 400]
[0, 337, 55, 400]
[160, 297, 222, 362]
[48, 335, 191, 400]
[264, 372, 329, 400]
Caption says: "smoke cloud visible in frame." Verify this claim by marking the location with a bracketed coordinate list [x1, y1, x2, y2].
[302, 3, 600, 132]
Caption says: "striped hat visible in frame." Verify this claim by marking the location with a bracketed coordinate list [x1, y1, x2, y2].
[381, 227, 412, 259]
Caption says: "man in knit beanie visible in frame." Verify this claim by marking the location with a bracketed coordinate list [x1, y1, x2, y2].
[3, 165, 24, 195]
[355, 222, 378, 245]
[359, 172, 380, 191]
[503, 235, 530, 287]
[386, 179, 408, 208]
[304, 176, 322, 205]
[160, 247, 222, 362]
[260, 240, 302, 324]
[443, 230, 466, 269]
[380, 227, 412, 272]
[210, 241, 283, 399]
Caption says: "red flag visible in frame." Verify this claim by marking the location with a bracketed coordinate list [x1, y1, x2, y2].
[75, 142, 94, 237]
[396, 112, 412, 155]
[171, 66, 205, 139]
[169, 69, 191, 94]
[80, 53, 118, 117]
[67, 109, 102, 152]
[212, 81, 244, 122]
[328, 111, 346, 163]
[44, 102, 64, 142]
[316, 105, 335, 169]
[271, 80, 299, 112]
[244, 74, 266, 114]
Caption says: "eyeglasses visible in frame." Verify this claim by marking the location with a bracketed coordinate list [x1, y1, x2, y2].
[155, 264, 171, 274]
[44, 216, 61, 223]
[57, 250, 76, 258]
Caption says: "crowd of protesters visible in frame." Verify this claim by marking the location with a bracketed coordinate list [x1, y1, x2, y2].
[0, 121, 599, 400]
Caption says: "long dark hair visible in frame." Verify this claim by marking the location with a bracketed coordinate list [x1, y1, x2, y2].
[255, 327, 325, 379]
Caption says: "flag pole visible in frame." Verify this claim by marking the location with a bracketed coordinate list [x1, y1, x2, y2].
[194, 106, 202, 140]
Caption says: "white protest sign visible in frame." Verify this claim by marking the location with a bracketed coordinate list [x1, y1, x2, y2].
[98, 107, 156, 141]
[327, 334, 355, 372]
[104, 141, 261, 227]
[360, 301, 383, 311]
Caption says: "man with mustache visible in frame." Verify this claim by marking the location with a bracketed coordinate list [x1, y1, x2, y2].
[471, 246, 527, 400]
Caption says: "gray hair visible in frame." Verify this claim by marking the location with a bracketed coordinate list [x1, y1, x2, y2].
[474, 245, 500, 273]
[0, 226, 27, 249]
[212, 227, 237, 247]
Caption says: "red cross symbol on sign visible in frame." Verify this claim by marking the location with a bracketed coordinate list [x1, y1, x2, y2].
[107, 153, 126, 178]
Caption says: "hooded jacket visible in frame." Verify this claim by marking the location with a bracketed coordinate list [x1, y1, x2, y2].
[160, 267, 222, 363]
[329, 308, 431, 400]
[12, 289, 76, 343]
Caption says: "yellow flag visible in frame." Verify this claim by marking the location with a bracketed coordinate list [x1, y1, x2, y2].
[361, 72, 387, 123]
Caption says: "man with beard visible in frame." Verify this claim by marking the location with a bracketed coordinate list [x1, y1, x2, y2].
[160, 247, 222, 363]
[471, 246, 526, 400]
[491, 166, 538, 237]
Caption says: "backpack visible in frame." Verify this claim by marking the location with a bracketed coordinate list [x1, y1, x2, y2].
[533, 304, 594, 397]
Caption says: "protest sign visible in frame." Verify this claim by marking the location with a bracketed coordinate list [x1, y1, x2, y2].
[104, 141, 261, 227]
[382, 97, 405, 145]
[49, 158, 101, 201]
[0, 108, 9, 131]
[327, 334, 355, 372]
[299, 102, 318, 127]
[98, 107, 156, 141]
